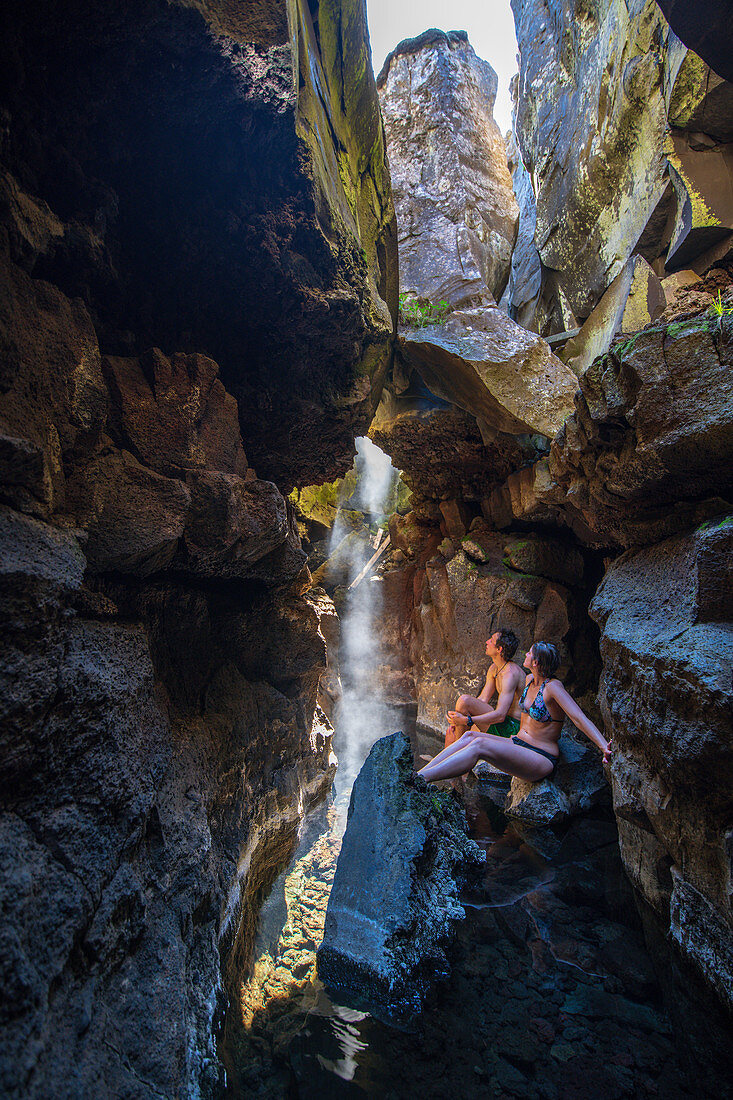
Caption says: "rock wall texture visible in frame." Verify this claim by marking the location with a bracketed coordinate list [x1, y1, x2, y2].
[509, 0, 733, 338]
[0, 0, 397, 492]
[590, 520, 733, 1010]
[366, 12, 733, 1016]
[377, 29, 518, 309]
[0, 0, 396, 1095]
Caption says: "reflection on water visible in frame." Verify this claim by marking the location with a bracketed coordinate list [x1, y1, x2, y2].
[223, 782, 733, 1099]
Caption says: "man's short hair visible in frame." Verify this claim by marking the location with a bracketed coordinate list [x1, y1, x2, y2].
[496, 629, 519, 661]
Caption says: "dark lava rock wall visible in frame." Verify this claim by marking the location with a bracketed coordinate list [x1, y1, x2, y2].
[591, 519, 733, 1011]
[0, 0, 395, 1095]
[0, 0, 397, 490]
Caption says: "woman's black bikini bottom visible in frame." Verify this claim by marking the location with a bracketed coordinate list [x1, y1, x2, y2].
[511, 736, 558, 773]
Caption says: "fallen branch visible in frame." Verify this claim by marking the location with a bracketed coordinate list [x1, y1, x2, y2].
[348, 534, 391, 590]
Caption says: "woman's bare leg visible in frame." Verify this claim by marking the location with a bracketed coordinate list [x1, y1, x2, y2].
[420, 733, 554, 783]
[420, 730, 476, 774]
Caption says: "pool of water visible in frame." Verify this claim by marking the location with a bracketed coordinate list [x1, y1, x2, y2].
[219, 741, 731, 1099]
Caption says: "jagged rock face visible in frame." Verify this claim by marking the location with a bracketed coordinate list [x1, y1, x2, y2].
[506, 129, 544, 330]
[399, 309, 578, 437]
[0, 500, 337, 1098]
[512, 0, 686, 319]
[0, 0, 398, 1092]
[372, 308, 577, 505]
[0, 0, 397, 491]
[548, 312, 733, 548]
[510, 0, 733, 334]
[590, 519, 733, 1011]
[370, 393, 528, 505]
[317, 732, 483, 1017]
[377, 29, 518, 309]
[560, 254, 667, 377]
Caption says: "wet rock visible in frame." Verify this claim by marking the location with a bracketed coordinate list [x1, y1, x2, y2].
[590, 518, 733, 1009]
[378, 29, 517, 308]
[317, 732, 483, 1017]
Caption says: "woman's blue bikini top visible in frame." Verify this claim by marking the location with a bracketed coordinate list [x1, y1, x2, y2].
[519, 679, 562, 725]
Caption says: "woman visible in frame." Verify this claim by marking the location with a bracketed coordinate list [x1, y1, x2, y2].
[418, 641, 611, 783]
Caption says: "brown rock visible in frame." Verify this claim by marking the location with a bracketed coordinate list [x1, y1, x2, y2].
[370, 398, 525, 505]
[548, 312, 733, 547]
[0, 254, 108, 515]
[104, 349, 248, 477]
[439, 499, 471, 542]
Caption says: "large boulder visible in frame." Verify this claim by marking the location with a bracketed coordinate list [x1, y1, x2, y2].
[317, 732, 483, 1017]
[590, 518, 733, 1010]
[548, 311, 733, 547]
[512, 0, 686, 319]
[399, 308, 578, 439]
[510, 0, 733, 334]
[377, 29, 518, 309]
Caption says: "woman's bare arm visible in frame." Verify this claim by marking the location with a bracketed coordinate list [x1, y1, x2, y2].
[546, 681, 612, 763]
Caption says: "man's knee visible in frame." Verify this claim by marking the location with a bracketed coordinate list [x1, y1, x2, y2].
[457, 694, 472, 710]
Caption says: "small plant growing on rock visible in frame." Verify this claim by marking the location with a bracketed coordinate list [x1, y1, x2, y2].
[709, 289, 733, 319]
[399, 293, 451, 328]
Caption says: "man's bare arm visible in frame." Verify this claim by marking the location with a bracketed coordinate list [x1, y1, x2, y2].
[478, 665, 498, 704]
[448, 678, 516, 728]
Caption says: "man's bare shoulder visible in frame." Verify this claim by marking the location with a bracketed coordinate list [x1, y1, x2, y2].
[507, 662, 528, 686]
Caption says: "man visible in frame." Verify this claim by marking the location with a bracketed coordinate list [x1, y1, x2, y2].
[444, 629, 524, 748]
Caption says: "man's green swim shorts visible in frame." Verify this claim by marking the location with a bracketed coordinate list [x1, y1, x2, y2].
[492, 715, 521, 738]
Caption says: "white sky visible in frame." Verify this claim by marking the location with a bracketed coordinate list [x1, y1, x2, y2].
[365, 0, 519, 134]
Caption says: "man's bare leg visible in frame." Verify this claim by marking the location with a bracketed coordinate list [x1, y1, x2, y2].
[443, 693, 488, 747]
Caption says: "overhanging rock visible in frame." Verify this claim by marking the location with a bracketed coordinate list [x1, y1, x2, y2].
[317, 732, 483, 1017]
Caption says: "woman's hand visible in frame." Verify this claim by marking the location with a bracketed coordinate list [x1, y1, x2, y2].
[602, 740, 613, 766]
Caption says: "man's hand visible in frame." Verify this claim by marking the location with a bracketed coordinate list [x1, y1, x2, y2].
[447, 711, 472, 728]
[602, 740, 613, 766]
